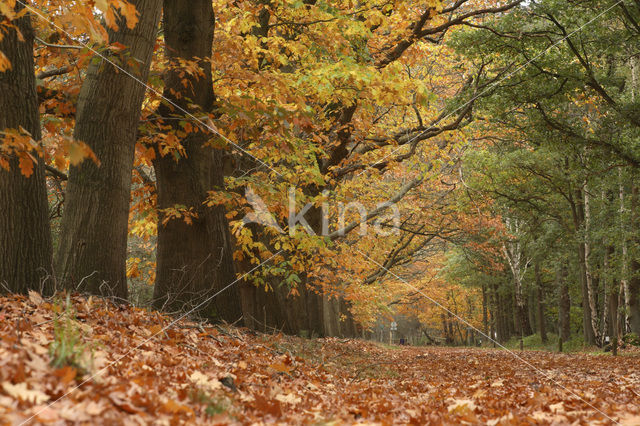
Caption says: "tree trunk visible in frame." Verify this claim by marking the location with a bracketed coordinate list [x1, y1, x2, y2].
[441, 313, 450, 343]
[628, 184, 640, 334]
[558, 264, 571, 342]
[601, 271, 609, 343]
[527, 289, 536, 334]
[583, 184, 600, 343]
[482, 283, 488, 336]
[56, 0, 162, 298]
[620, 175, 631, 333]
[535, 261, 547, 343]
[572, 187, 597, 345]
[506, 290, 515, 339]
[502, 218, 532, 337]
[610, 291, 619, 356]
[607, 291, 616, 339]
[512, 277, 532, 337]
[492, 282, 502, 342]
[0, 4, 53, 295]
[150, 0, 240, 321]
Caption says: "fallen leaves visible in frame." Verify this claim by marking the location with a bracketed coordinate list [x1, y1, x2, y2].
[189, 371, 222, 392]
[0, 293, 639, 424]
[2, 382, 49, 404]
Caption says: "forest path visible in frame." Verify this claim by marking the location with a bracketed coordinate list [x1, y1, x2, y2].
[1, 293, 639, 424]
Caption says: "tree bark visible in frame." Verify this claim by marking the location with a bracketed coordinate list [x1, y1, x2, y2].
[492, 281, 503, 342]
[620, 176, 631, 333]
[150, 0, 241, 321]
[502, 219, 532, 338]
[571, 187, 597, 344]
[482, 283, 488, 336]
[56, 0, 162, 298]
[0, 4, 53, 294]
[558, 264, 571, 342]
[628, 183, 640, 334]
[583, 184, 601, 342]
[535, 261, 547, 343]
[610, 291, 619, 356]
[506, 290, 515, 339]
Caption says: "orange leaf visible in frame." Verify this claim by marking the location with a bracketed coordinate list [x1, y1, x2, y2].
[162, 399, 194, 415]
[18, 153, 34, 177]
[53, 366, 77, 384]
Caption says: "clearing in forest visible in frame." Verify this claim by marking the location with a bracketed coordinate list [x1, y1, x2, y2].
[1, 294, 639, 425]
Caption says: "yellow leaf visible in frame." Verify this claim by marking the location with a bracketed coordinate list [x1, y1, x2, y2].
[67, 140, 98, 166]
[2, 382, 50, 404]
[189, 371, 222, 392]
[0, 0, 16, 20]
[0, 51, 12, 72]
[148, 324, 163, 335]
[28, 290, 44, 306]
[94, 0, 109, 13]
[275, 393, 301, 405]
[123, 2, 139, 29]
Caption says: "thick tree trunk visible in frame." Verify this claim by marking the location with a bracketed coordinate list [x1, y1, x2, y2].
[0, 4, 53, 294]
[150, 0, 240, 321]
[308, 203, 346, 337]
[56, 0, 162, 298]
[236, 222, 325, 336]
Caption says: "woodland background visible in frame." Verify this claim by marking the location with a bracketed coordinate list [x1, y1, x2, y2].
[2, 0, 640, 352]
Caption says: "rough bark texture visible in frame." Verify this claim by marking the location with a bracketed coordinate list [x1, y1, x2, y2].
[151, 0, 241, 321]
[56, 0, 162, 298]
[0, 5, 54, 294]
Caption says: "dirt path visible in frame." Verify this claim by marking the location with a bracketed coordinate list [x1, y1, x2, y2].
[1, 294, 639, 424]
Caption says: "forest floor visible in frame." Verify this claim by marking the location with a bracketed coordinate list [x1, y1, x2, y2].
[1, 293, 639, 425]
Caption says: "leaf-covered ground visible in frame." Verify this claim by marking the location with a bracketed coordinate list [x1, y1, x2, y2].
[1, 294, 639, 425]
